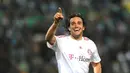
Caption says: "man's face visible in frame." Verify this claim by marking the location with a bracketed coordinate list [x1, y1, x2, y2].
[69, 17, 85, 38]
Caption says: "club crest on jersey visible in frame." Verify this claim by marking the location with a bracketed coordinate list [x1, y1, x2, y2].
[87, 49, 92, 55]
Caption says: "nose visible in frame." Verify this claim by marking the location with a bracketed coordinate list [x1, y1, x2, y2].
[74, 23, 79, 28]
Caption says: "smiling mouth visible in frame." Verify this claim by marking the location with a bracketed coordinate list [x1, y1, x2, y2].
[74, 29, 80, 32]
[74, 30, 79, 32]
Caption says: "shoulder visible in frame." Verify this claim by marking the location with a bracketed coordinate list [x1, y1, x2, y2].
[83, 37, 90, 41]
[56, 35, 69, 40]
[57, 35, 67, 38]
[83, 36, 94, 42]
[83, 37, 98, 52]
[83, 37, 96, 47]
[55, 35, 69, 43]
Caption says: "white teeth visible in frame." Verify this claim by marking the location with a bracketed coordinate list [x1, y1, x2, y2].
[76, 29, 79, 30]
[73, 28, 80, 31]
[74, 30, 79, 32]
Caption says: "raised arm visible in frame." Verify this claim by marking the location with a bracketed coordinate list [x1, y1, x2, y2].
[45, 7, 64, 45]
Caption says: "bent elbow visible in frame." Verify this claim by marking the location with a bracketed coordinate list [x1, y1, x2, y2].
[45, 35, 56, 45]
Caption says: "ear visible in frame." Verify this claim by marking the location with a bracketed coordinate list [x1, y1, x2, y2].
[83, 26, 85, 30]
[68, 27, 71, 31]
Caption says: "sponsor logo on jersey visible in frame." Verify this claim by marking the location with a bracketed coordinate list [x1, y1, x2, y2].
[69, 54, 90, 62]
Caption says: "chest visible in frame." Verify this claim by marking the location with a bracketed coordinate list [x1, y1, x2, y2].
[58, 40, 93, 59]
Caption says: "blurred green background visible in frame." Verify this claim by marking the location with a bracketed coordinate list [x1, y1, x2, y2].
[0, 0, 130, 73]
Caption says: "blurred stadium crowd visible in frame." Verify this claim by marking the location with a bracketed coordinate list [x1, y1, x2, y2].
[0, 0, 130, 73]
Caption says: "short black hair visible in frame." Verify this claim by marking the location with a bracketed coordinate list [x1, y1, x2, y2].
[65, 13, 86, 31]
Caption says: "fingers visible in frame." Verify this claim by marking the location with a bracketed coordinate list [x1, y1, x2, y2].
[54, 7, 63, 22]
[58, 7, 62, 13]
[56, 7, 63, 18]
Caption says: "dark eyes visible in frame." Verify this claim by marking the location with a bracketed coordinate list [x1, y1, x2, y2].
[78, 21, 82, 24]
[71, 21, 82, 25]
[71, 22, 75, 25]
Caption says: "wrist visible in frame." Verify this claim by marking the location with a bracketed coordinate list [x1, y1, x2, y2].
[53, 20, 60, 25]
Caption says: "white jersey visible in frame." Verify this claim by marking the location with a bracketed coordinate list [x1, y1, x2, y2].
[47, 35, 101, 73]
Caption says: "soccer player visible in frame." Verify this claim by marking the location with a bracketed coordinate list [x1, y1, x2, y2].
[45, 7, 102, 73]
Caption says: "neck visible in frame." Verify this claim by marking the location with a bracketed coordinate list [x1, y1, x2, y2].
[70, 35, 82, 40]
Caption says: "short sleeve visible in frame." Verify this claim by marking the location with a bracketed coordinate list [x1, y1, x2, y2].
[46, 36, 58, 51]
[90, 41, 101, 63]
